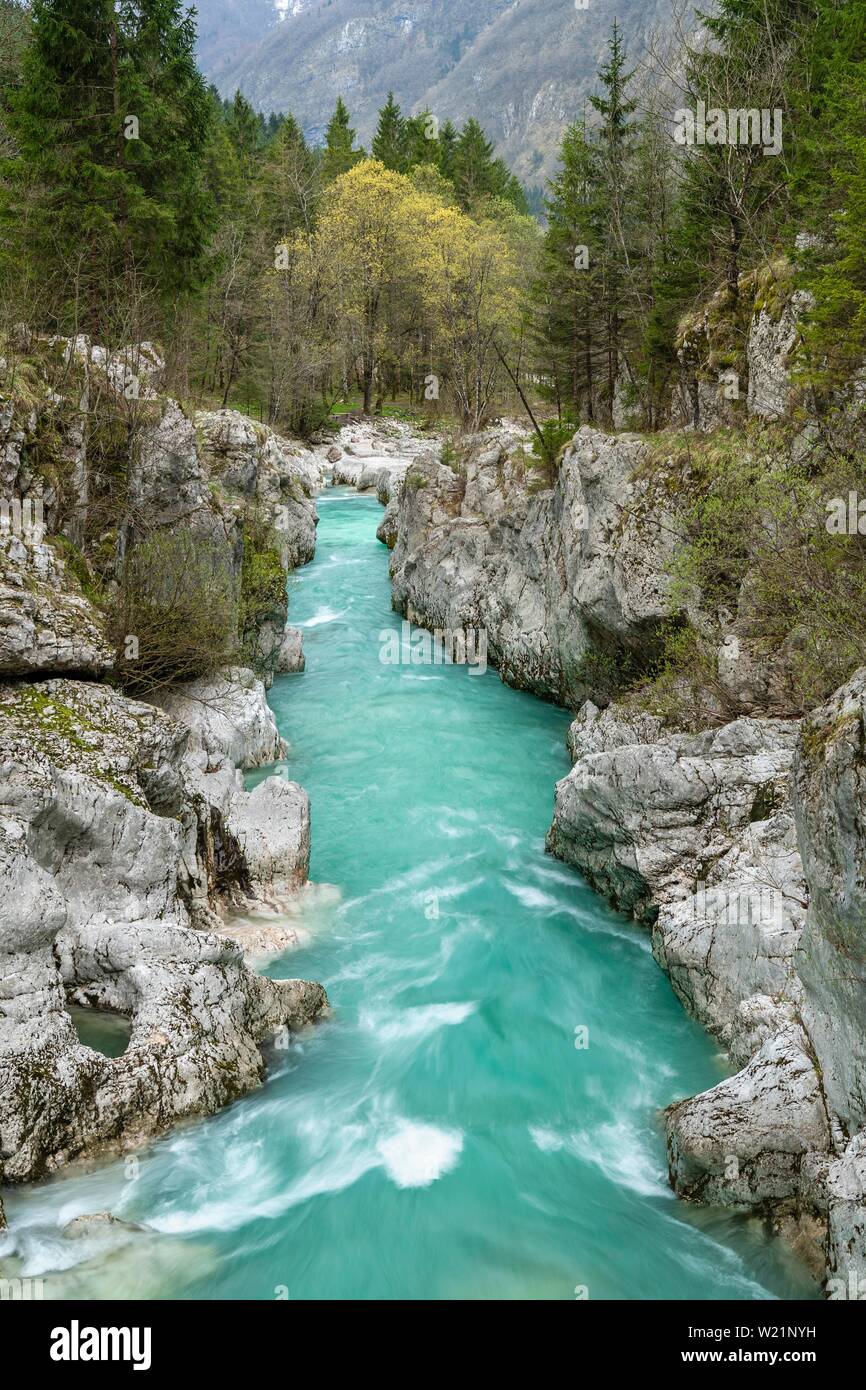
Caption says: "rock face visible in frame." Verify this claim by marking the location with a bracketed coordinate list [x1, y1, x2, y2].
[793, 672, 866, 1136]
[666, 1022, 830, 1206]
[673, 266, 809, 431]
[0, 534, 112, 677]
[153, 666, 286, 770]
[747, 290, 812, 420]
[0, 671, 325, 1187]
[548, 676, 866, 1290]
[193, 408, 320, 570]
[126, 404, 320, 683]
[0, 349, 328, 1197]
[389, 426, 679, 706]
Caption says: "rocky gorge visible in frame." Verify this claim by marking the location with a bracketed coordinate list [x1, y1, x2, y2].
[2, 305, 865, 1300]
[380, 293, 866, 1295]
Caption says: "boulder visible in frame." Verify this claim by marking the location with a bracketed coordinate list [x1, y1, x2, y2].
[276, 626, 305, 674]
[153, 666, 286, 769]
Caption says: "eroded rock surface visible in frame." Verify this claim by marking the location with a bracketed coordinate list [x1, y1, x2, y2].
[389, 426, 679, 706]
[0, 535, 112, 677]
[547, 676, 866, 1291]
[0, 672, 324, 1186]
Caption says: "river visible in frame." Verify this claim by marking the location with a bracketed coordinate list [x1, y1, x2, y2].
[1, 489, 816, 1299]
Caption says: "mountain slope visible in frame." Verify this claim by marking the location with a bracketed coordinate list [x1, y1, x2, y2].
[193, 0, 676, 180]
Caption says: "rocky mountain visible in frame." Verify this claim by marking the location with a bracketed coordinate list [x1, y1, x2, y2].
[193, 0, 676, 183]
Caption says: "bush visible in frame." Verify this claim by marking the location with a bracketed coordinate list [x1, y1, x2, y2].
[239, 516, 287, 672]
[631, 423, 866, 720]
[109, 529, 239, 695]
[529, 415, 577, 482]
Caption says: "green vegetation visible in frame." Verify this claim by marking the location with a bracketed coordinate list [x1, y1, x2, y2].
[530, 1, 866, 430]
[628, 424, 866, 722]
[239, 515, 286, 669]
[108, 529, 239, 694]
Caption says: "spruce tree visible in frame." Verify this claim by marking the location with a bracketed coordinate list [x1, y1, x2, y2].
[453, 119, 498, 209]
[7, 0, 214, 335]
[371, 92, 406, 171]
[225, 89, 263, 172]
[588, 19, 638, 415]
[437, 119, 458, 182]
[321, 97, 362, 182]
[530, 120, 605, 422]
[403, 111, 439, 170]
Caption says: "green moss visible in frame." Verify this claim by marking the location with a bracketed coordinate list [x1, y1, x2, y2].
[50, 536, 104, 606]
[746, 257, 795, 322]
[239, 514, 287, 674]
[800, 710, 859, 764]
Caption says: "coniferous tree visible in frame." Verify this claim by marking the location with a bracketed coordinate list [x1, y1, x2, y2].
[403, 111, 439, 170]
[530, 120, 605, 422]
[7, 0, 214, 335]
[225, 89, 263, 172]
[437, 119, 458, 182]
[589, 19, 638, 415]
[371, 91, 406, 171]
[453, 119, 498, 208]
[321, 97, 363, 182]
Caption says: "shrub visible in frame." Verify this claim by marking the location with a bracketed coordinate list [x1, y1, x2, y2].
[239, 516, 287, 672]
[109, 529, 239, 694]
[528, 415, 577, 483]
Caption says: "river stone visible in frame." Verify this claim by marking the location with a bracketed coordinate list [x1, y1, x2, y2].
[63, 1212, 143, 1239]
[276, 626, 305, 674]
[377, 496, 399, 549]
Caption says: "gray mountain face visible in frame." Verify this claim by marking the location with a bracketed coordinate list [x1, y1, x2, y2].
[193, 0, 675, 182]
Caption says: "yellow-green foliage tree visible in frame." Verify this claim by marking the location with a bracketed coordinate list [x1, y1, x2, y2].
[413, 198, 522, 430]
[286, 158, 527, 427]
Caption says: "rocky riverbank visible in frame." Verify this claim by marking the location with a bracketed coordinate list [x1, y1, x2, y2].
[381, 392, 866, 1292]
[0, 344, 337, 1224]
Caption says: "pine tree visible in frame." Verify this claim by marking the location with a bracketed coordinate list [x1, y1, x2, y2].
[371, 92, 406, 171]
[321, 97, 362, 182]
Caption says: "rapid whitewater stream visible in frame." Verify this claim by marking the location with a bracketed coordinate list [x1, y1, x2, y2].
[2, 489, 817, 1299]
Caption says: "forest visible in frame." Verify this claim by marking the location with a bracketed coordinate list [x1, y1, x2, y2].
[0, 0, 865, 714]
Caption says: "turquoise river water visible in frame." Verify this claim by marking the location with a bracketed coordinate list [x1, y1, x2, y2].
[1, 490, 817, 1300]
